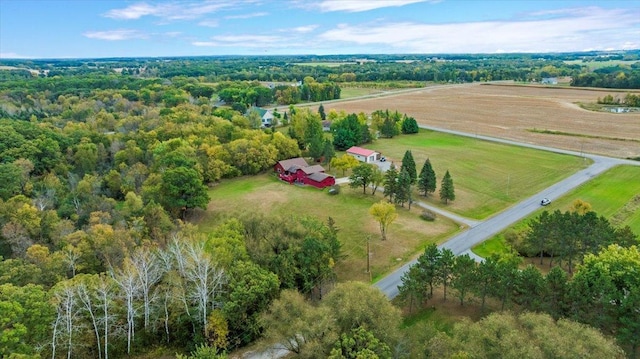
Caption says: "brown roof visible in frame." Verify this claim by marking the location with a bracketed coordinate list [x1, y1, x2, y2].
[307, 172, 333, 182]
[302, 165, 325, 174]
[277, 157, 309, 170]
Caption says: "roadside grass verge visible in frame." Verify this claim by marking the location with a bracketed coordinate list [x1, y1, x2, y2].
[472, 165, 640, 258]
[198, 173, 461, 282]
[365, 129, 590, 219]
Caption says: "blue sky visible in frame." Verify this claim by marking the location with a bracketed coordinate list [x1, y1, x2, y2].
[1, 0, 639, 59]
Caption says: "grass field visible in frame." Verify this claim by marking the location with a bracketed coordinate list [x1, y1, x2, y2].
[197, 174, 461, 282]
[362, 129, 589, 219]
[472, 165, 640, 257]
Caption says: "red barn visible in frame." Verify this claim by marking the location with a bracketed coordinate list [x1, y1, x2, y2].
[274, 157, 335, 189]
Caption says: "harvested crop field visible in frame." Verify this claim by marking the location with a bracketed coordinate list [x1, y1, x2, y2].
[324, 83, 640, 158]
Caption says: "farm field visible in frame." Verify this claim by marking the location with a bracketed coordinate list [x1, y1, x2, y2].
[196, 174, 461, 282]
[357, 130, 589, 219]
[473, 165, 640, 257]
[324, 82, 640, 159]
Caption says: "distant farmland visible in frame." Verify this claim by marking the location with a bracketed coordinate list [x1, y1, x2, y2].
[325, 83, 640, 159]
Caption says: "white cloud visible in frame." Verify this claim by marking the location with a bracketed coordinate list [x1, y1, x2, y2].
[318, 7, 640, 53]
[198, 19, 219, 27]
[316, 0, 430, 13]
[104, 1, 232, 21]
[291, 25, 319, 33]
[83, 29, 149, 41]
[225, 12, 268, 19]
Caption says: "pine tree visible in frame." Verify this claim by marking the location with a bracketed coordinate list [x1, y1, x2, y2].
[400, 150, 417, 184]
[395, 168, 412, 208]
[418, 158, 437, 196]
[318, 104, 326, 121]
[322, 139, 335, 167]
[440, 170, 455, 204]
[383, 164, 399, 203]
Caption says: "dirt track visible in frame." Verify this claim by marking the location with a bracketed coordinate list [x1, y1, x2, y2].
[324, 83, 640, 158]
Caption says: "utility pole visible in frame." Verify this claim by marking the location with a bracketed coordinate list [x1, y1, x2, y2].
[366, 235, 372, 282]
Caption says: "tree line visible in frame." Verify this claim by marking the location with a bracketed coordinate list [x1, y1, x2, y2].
[399, 208, 640, 357]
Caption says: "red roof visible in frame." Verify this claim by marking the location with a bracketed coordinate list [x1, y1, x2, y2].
[346, 146, 377, 157]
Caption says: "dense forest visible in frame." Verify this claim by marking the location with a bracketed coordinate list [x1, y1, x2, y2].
[1, 51, 639, 358]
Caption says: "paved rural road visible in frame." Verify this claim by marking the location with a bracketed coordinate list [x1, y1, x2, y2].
[374, 126, 640, 299]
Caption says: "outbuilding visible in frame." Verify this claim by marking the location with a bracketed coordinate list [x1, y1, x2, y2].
[346, 146, 380, 163]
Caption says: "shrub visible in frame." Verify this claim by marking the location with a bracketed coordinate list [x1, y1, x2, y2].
[420, 210, 437, 221]
[328, 185, 341, 195]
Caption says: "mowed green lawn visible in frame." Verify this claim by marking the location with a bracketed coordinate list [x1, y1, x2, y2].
[363, 130, 590, 219]
[198, 174, 461, 282]
[473, 165, 640, 257]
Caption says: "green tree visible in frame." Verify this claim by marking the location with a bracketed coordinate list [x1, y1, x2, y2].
[324, 282, 401, 352]
[383, 164, 398, 203]
[398, 265, 425, 313]
[369, 201, 397, 241]
[0, 283, 54, 357]
[570, 245, 640, 356]
[415, 244, 442, 300]
[417, 158, 436, 196]
[543, 266, 569, 319]
[400, 150, 417, 184]
[394, 168, 412, 208]
[439, 170, 455, 204]
[322, 139, 336, 167]
[436, 248, 455, 301]
[350, 163, 375, 194]
[159, 167, 210, 218]
[379, 117, 399, 138]
[329, 326, 391, 359]
[513, 265, 545, 312]
[223, 260, 280, 346]
[261, 289, 336, 357]
[451, 254, 476, 306]
[0, 163, 22, 200]
[401, 115, 419, 134]
[331, 113, 369, 151]
[429, 312, 625, 359]
[318, 104, 326, 121]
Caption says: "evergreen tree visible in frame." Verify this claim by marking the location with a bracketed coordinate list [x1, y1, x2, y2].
[395, 168, 412, 208]
[417, 158, 437, 196]
[322, 139, 335, 167]
[380, 117, 399, 138]
[439, 170, 455, 204]
[383, 164, 399, 203]
[318, 104, 326, 121]
[401, 115, 419, 134]
[400, 150, 417, 184]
